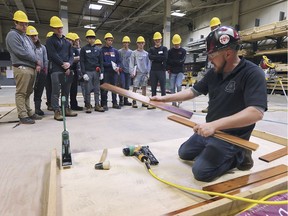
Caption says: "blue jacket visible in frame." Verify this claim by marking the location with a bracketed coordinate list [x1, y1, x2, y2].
[101, 46, 121, 73]
[46, 34, 74, 73]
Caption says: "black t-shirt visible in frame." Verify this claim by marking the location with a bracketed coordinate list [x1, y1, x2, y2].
[193, 58, 267, 140]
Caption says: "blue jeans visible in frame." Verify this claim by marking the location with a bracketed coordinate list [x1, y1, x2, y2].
[178, 133, 243, 182]
[170, 73, 184, 93]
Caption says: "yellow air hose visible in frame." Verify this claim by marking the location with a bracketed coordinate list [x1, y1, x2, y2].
[145, 162, 288, 205]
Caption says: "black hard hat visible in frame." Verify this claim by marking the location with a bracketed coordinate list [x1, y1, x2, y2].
[206, 26, 240, 54]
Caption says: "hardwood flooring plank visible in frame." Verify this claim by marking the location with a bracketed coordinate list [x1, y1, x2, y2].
[168, 115, 259, 151]
[100, 83, 193, 119]
[259, 147, 288, 162]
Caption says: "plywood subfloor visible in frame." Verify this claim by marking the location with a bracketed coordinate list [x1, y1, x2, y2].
[58, 137, 288, 216]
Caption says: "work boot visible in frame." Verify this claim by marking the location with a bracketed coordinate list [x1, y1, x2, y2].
[65, 108, 78, 117]
[46, 102, 53, 111]
[29, 114, 42, 120]
[119, 98, 124, 106]
[54, 110, 63, 121]
[112, 103, 121, 109]
[94, 104, 105, 112]
[142, 103, 148, 108]
[35, 109, 44, 116]
[20, 117, 35, 124]
[132, 100, 138, 108]
[202, 107, 208, 113]
[124, 98, 132, 106]
[71, 106, 83, 111]
[147, 105, 156, 110]
[103, 105, 108, 111]
[85, 104, 92, 113]
[237, 149, 254, 171]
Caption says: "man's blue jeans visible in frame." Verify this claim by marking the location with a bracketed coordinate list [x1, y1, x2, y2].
[178, 133, 243, 182]
[170, 72, 184, 93]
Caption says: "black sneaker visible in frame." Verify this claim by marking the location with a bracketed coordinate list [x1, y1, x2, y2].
[237, 149, 254, 171]
[29, 114, 42, 120]
[20, 117, 35, 124]
[35, 109, 44, 116]
[71, 106, 83, 111]
[124, 101, 132, 106]
[112, 103, 121, 109]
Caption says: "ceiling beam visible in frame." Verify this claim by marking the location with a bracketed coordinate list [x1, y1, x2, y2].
[30, 0, 40, 23]
[118, 0, 163, 32]
[112, 0, 151, 31]
[14, 0, 26, 12]
[77, 0, 88, 27]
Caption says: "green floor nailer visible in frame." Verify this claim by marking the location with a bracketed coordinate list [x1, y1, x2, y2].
[61, 96, 72, 167]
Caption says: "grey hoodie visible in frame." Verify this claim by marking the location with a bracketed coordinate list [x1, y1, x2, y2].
[6, 27, 37, 69]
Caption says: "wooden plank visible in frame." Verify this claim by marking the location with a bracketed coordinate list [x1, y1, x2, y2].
[259, 147, 288, 162]
[179, 177, 287, 216]
[252, 130, 288, 146]
[100, 83, 193, 119]
[164, 171, 287, 216]
[46, 149, 57, 216]
[254, 48, 288, 56]
[202, 164, 287, 193]
[167, 115, 259, 151]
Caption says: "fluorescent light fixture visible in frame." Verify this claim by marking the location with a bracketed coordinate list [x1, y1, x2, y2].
[84, 24, 96, 29]
[89, 3, 102, 10]
[28, 20, 35, 23]
[98, 0, 116, 5]
[171, 11, 186, 17]
[83, 16, 99, 21]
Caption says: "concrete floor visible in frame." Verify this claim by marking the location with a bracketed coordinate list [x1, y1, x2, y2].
[0, 86, 287, 216]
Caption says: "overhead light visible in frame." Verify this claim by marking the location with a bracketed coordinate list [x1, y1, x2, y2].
[83, 16, 99, 21]
[89, 3, 102, 10]
[171, 11, 186, 17]
[28, 20, 35, 23]
[84, 24, 96, 29]
[98, 0, 116, 5]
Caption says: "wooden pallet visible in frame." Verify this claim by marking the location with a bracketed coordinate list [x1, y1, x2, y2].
[100, 83, 193, 119]
[167, 115, 259, 151]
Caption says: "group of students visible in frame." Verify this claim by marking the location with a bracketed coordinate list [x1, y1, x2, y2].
[6, 10, 187, 123]
[6, 10, 268, 182]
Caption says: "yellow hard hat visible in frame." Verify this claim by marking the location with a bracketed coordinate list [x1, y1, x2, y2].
[86, 29, 96, 37]
[50, 16, 63, 28]
[136, 36, 145, 43]
[153, 32, 162, 40]
[95, 39, 102, 45]
[26, 25, 38, 36]
[73, 33, 80, 40]
[104, 32, 114, 39]
[122, 36, 131, 43]
[13, 10, 29, 23]
[263, 56, 276, 68]
[172, 34, 181, 45]
[210, 17, 221, 28]
[46, 31, 53, 38]
[66, 32, 75, 41]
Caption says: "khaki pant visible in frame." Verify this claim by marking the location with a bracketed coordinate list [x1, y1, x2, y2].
[13, 66, 36, 118]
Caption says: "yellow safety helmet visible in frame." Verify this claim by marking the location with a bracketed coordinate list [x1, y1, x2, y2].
[13, 10, 29, 23]
[122, 36, 131, 43]
[26, 25, 38, 36]
[73, 33, 80, 40]
[172, 34, 181, 45]
[210, 17, 221, 28]
[66, 32, 75, 41]
[86, 29, 96, 37]
[46, 31, 53, 38]
[136, 36, 145, 43]
[95, 39, 102, 45]
[153, 32, 162, 40]
[50, 16, 63, 28]
[104, 32, 114, 40]
[262, 56, 276, 69]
